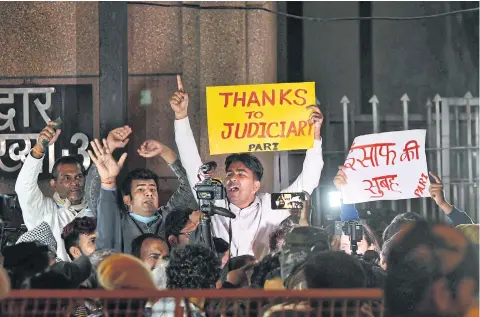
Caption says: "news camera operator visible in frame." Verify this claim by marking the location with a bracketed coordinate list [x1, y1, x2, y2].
[170, 76, 324, 260]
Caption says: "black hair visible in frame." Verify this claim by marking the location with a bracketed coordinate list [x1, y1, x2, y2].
[362, 223, 381, 253]
[131, 233, 167, 258]
[213, 237, 229, 254]
[61, 217, 97, 260]
[305, 251, 366, 289]
[164, 208, 194, 240]
[250, 252, 281, 289]
[225, 153, 264, 181]
[51, 155, 85, 180]
[166, 244, 220, 289]
[121, 168, 159, 197]
[362, 250, 380, 265]
[4, 241, 51, 289]
[382, 212, 423, 243]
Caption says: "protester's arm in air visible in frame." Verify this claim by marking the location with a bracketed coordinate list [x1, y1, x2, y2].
[85, 126, 132, 217]
[171, 75, 203, 201]
[88, 139, 128, 252]
[333, 166, 360, 221]
[137, 140, 198, 213]
[429, 171, 473, 226]
[281, 105, 324, 195]
[15, 122, 60, 229]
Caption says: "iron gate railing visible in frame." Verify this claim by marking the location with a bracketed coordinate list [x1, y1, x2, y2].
[276, 93, 479, 226]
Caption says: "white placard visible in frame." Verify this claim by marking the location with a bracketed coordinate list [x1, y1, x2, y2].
[341, 129, 430, 204]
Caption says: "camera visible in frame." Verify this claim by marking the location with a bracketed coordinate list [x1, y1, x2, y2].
[334, 220, 364, 242]
[334, 219, 365, 255]
[194, 161, 234, 218]
[194, 178, 226, 201]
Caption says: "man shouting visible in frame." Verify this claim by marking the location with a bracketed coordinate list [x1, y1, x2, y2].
[170, 76, 325, 260]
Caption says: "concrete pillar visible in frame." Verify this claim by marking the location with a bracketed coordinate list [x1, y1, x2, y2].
[197, 1, 277, 192]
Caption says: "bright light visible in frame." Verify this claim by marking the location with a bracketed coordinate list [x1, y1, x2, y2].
[328, 191, 342, 208]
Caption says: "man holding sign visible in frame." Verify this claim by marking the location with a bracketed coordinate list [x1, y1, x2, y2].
[170, 76, 324, 260]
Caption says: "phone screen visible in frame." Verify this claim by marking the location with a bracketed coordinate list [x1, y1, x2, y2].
[271, 193, 305, 210]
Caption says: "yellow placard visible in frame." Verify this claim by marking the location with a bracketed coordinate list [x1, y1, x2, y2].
[206, 82, 316, 155]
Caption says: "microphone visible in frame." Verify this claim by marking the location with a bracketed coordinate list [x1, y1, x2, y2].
[200, 161, 217, 174]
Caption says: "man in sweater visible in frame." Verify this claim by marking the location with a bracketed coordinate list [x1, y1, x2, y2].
[15, 121, 93, 261]
[88, 137, 197, 255]
[170, 76, 324, 260]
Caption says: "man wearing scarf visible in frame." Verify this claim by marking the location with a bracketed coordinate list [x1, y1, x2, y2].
[15, 121, 93, 261]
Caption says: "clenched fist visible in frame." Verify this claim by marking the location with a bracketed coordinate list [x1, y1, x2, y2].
[307, 105, 324, 140]
[169, 75, 189, 120]
[137, 140, 165, 158]
[33, 121, 62, 157]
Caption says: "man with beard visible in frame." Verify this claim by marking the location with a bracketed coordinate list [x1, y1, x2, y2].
[170, 76, 324, 260]
[15, 121, 92, 261]
[61, 216, 98, 260]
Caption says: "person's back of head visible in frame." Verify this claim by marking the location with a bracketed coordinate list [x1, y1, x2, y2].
[382, 212, 422, 242]
[385, 220, 479, 317]
[304, 251, 366, 288]
[3, 241, 51, 289]
[456, 224, 479, 246]
[250, 252, 281, 289]
[97, 254, 156, 290]
[280, 227, 331, 286]
[166, 244, 220, 289]
[362, 250, 380, 265]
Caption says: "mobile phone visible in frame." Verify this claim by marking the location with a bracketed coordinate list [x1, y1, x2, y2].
[271, 192, 306, 210]
[42, 117, 63, 148]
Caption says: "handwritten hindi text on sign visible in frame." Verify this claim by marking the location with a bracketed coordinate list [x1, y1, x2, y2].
[206, 82, 316, 155]
[341, 130, 430, 204]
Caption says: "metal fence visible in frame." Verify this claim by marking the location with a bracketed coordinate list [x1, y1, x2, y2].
[279, 93, 479, 226]
[2, 289, 384, 317]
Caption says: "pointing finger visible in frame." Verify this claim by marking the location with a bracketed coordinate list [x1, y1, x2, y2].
[177, 75, 184, 92]
[429, 171, 442, 184]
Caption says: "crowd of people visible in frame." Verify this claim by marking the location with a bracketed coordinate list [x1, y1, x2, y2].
[0, 76, 478, 317]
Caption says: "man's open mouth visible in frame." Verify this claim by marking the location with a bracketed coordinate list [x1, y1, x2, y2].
[228, 186, 239, 192]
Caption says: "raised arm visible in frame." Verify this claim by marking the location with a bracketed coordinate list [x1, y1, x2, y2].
[333, 166, 360, 220]
[15, 122, 60, 229]
[137, 140, 198, 212]
[84, 126, 132, 217]
[87, 139, 128, 251]
[429, 171, 473, 226]
[281, 105, 324, 194]
[170, 75, 203, 200]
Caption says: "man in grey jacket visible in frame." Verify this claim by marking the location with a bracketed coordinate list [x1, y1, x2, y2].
[88, 137, 197, 255]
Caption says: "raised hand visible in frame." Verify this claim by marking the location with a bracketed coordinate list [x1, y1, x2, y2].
[307, 105, 324, 140]
[333, 166, 347, 191]
[87, 139, 127, 185]
[33, 121, 62, 155]
[107, 126, 132, 151]
[137, 140, 165, 158]
[299, 191, 311, 226]
[169, 75, 189, 120]
[429, 171, 452, 213]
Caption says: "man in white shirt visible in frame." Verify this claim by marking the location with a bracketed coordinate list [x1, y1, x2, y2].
[170, 76, 325, 260]
[15, 122, 130, 261]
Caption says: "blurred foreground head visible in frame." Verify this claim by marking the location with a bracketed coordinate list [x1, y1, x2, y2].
[97, 253, 156, 290]
[385, 221, 479, 317]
